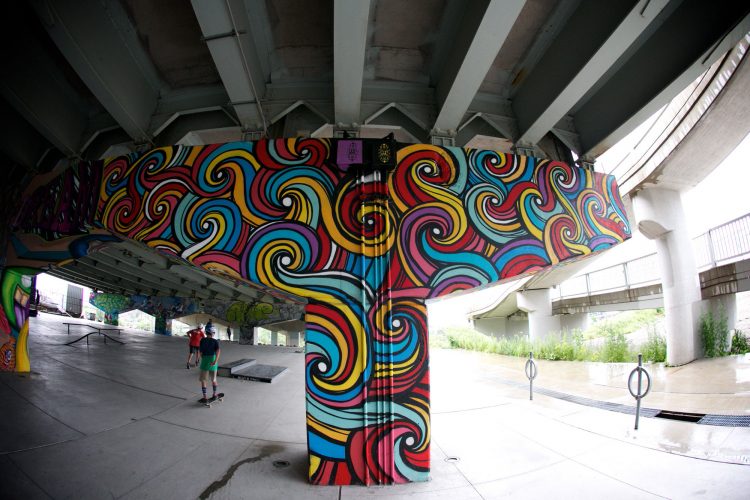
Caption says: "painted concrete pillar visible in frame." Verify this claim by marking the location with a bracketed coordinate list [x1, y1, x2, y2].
[9, 139, 631, 483]
[632, 187, 701, 365]
[105, 311, 119, 326]
[238, 325, 254, 345]
[154, 316, 173, 336]
[516, 288, 560, 341]
[0, 268, 34, 372]
[271, 330, 279, 346]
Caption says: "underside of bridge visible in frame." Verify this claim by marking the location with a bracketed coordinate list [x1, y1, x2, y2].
[1, 0, 749, 488]
[2, 0, 749, 188]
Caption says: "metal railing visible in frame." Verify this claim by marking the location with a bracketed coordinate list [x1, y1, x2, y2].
[556, 212, 750, 300]
[692, 212, 750, 270]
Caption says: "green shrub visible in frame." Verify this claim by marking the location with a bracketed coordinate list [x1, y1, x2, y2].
[730, 330, 750, 355]
[700, 308, 730, 357]
[641, 326, 667, 362]
[599, 324, 632, 362]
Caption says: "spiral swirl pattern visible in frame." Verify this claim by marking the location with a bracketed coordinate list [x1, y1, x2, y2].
[94, 140, 630, 485]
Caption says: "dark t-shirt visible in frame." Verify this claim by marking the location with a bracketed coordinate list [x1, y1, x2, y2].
[199, 337, 220, 357]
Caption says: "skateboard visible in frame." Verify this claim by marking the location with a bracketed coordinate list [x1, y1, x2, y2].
[198, 393, 225, 407]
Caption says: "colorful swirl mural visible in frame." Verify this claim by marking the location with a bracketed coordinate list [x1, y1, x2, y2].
[5, 139, 630, 485]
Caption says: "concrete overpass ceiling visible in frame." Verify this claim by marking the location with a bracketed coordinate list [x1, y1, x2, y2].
[371, 0, 444, 86]
[2, 0, 748, 184]
[122, 0, 221, 88]
[267, 0, 334, 82]
[574, 0, 750, 156]
[481, 0, 565, 97]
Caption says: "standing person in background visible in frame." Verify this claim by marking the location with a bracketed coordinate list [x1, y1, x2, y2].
[198, 323, 221, 403]
[186, 323, 205, 369]
[226, 326, 232, 342]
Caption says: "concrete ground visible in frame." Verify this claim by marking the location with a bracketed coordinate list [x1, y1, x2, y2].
[1, 313, 749, 499]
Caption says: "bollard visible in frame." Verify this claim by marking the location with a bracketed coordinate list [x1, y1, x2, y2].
[627, 353, 652, 430]
[525, 351, 538, 401]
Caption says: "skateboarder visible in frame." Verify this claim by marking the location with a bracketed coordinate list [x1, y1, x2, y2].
[198, 323, 221, 403]
[226, 326, 232, 342]
[186, 323, 205, 369]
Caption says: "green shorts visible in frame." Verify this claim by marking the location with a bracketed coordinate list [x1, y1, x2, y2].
[199, 354, 217, 371]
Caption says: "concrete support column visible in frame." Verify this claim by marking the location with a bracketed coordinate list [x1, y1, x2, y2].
[271, 330, 278, 346]
[473, 317, 507, 338]
[287, 331, 300, 347]
[632, 187, 701, 365]
[239, 325, 254, 345]
[560, 313, 590, 334]
[105, 311, 119, 326]
[516, 288, 560, 341]
[154, 316, 173, 336]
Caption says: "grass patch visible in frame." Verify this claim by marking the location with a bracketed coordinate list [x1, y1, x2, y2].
[435, 327, 636, 362]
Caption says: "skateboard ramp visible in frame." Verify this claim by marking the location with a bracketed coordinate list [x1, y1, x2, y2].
[232, 364, 287, 383]
[217, 358, 256, 377]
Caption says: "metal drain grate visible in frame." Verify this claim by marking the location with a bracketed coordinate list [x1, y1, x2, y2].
[655, 410, 705, 423]
[536, 386, 662, 416]
[698, 415, 750, 427]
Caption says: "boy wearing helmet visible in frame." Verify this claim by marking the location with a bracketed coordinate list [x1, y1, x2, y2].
[198, 323, 221, 402]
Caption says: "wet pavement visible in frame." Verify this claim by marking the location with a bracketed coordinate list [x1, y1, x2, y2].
[1, 313, 749, 499]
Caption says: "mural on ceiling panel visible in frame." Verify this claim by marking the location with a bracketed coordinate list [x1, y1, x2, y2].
[92, 139, 630, 485]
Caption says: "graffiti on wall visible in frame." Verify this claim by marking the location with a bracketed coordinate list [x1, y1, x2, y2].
[5, 139, 630, 484]
[92, 140, 630, 484]
[16, 160, 102, 239]
[88, 291, 304, 333]
[0, 267, 35, 372]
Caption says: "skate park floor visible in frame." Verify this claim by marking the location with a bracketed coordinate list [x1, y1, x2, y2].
[1, 312, 749, 499]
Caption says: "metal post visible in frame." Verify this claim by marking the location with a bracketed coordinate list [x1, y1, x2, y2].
[628, 353, 652, 430]
[707, 229, 717, 268]
[525, 351, 538, 401]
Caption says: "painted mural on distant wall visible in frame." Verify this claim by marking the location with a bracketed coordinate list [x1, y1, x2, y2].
[88, 290, 304, 334]
[4, 139, 630, 486]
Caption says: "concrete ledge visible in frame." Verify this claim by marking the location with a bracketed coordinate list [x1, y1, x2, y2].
[217, 358, 256, 377]
[232, 364, 287, 383]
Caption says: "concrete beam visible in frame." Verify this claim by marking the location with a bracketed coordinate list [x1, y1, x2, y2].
[333, 0, 372, 125]
[577, 3, 750, 156]
[190, 0, 268, 131]
[32, 0, 161, 144]
[76, 257, 171, 296]
[97, 247, 213, 299]
[433, 0, 526, 133]
[0, 100, 52, 169]
[516, 0, 670, 146]
[0, 25, 89, 157]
